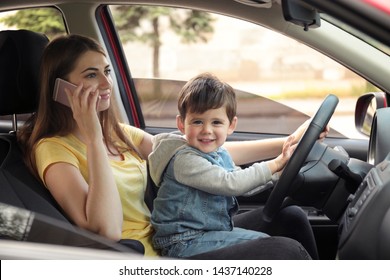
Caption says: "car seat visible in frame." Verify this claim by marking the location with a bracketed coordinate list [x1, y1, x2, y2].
[0, 30, 67, 218]
[0, 30, 144, 255]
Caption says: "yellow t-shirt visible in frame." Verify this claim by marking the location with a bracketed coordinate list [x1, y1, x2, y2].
[35, 125, 158, 257]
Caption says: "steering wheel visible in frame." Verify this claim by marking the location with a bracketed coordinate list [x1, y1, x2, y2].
[263, 94, 339, 222]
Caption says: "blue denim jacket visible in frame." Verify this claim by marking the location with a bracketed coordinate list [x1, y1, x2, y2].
[151, 145, 238, 250]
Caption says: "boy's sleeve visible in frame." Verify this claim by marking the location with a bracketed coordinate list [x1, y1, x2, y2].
[173, 152, 273, 196]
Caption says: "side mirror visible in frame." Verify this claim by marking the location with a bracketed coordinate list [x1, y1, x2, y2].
[355, 92, 387, 136]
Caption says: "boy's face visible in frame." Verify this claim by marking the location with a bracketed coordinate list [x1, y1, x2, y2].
[177, 107, 237, 153]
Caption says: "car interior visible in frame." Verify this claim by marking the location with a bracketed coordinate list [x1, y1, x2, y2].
[0, 0, 390, 260]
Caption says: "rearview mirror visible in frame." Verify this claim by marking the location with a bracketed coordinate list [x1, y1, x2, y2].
[355, 92, 387, 136]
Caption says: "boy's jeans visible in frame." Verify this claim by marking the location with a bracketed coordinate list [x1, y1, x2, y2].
[162, 227, 268, 258]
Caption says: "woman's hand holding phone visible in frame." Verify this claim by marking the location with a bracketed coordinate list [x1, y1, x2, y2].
[53, 78, 100, 111]
[53, 78, 77, 107]
[53, 78, 102, 143]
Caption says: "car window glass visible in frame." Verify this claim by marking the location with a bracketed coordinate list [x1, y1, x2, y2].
[0, 8, 66, 39]
[0, 7, 66, 130]
[110, 5, 376, 138]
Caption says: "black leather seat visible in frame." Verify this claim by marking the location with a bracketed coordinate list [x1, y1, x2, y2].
[0, 30, 144, 255]
[0, 30, 66, 218]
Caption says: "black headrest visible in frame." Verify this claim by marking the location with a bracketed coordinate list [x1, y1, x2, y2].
[0, 30, 49, 116]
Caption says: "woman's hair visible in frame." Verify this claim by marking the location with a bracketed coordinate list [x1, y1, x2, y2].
[18, 34, 139, 178]
[177, 72, 236, 123]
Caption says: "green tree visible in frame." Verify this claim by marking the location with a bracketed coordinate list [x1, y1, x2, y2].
[1, 6, 215, 78]
[0, 8, 65, 39]
[112, 6, 215, 77]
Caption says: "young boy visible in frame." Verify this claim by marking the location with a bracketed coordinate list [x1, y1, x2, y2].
[149, 72, 296, 258]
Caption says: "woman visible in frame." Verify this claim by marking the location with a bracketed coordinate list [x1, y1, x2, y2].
[18, 34, 322, 259]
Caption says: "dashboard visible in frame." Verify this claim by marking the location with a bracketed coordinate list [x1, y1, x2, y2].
[338, 108, 390, 259]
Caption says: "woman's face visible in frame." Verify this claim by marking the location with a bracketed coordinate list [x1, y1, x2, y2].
[67, 50, 112, 112]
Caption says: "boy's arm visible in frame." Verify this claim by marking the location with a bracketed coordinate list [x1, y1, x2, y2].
[224, 119, 328, 166]
[173, 152, 274, 196]
[223, 137, 286, 166]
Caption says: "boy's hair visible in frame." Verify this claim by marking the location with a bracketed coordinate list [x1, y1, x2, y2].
[178, 72, 237, 123]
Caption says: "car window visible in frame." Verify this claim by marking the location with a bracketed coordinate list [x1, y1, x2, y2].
[109, 5, 380, 139]
[0, 7, 66, 130]
[0, 8, 66, 38]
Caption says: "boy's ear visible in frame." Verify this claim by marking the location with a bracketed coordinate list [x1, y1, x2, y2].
[228, 116, 238, 135]
[176, 115, 185, 134]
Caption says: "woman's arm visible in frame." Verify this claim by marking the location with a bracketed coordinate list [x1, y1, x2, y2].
[136, 131, 153, 160]
[44, 148, 123, 241]
[43, 85, 123, 240]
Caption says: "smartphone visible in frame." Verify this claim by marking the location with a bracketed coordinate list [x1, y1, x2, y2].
[53, 78, 77, 107]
